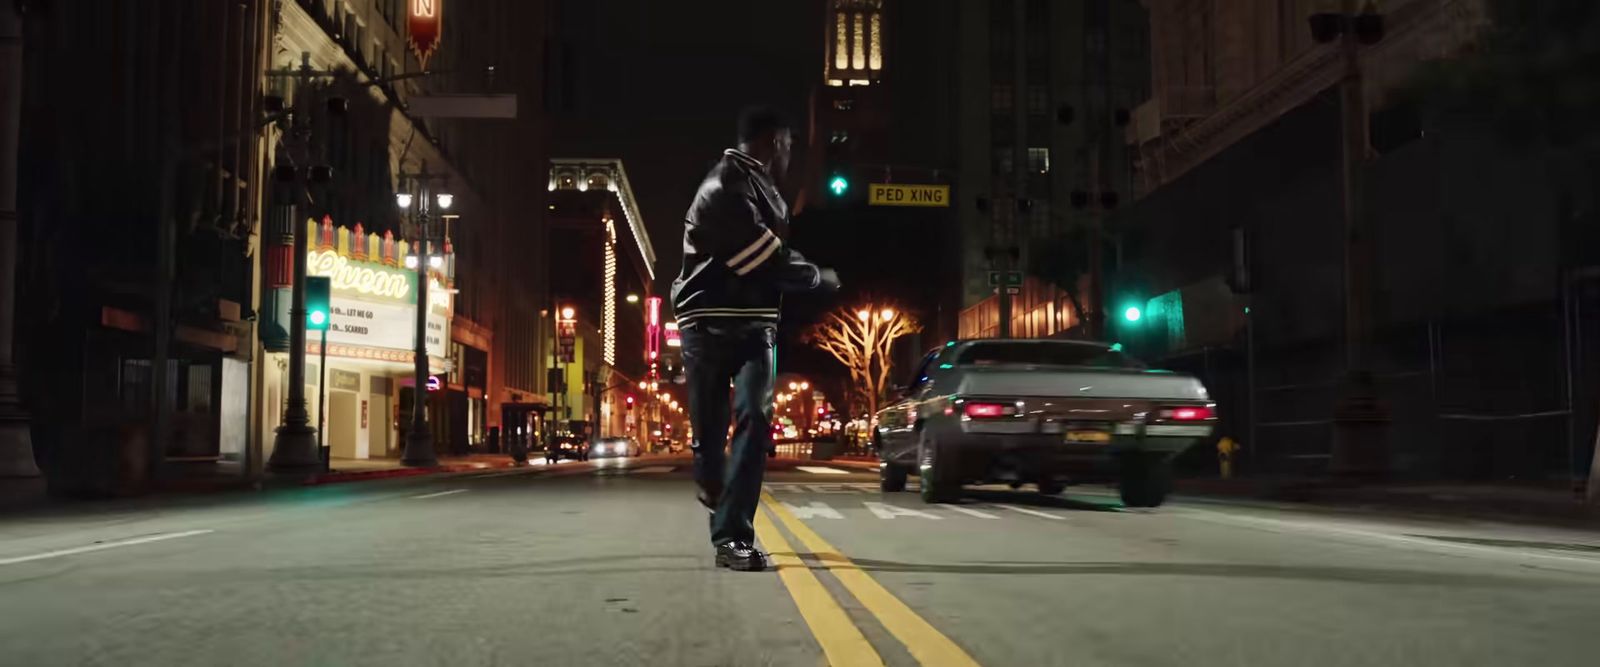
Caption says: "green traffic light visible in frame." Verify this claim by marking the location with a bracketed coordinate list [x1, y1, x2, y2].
[828, 175, 849, 196]
[1124, 306, 1142, 322]
[305, 276, 332, 332]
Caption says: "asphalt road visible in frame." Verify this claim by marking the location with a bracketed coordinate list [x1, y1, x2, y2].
[3, 456, 1600, 666]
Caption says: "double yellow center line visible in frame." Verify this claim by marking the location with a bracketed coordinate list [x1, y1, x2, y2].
[753, 492, 982, 667]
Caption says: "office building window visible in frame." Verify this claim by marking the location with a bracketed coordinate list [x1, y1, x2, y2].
[991, 84, 1013, 112]
[995, 148, 1015, 175]
[835, 13, 849, 70]
[852, 13, 866, 70]
[1030, 200, 1051, 237]
[1028, 147, 1051, 174]
[869, 13, 883, 70]
[1027, 86, 1049, 116]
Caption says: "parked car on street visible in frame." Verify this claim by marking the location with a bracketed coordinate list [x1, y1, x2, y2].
[874, 339, 1216, 507]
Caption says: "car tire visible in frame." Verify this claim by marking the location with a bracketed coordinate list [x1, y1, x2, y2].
[918, 435, 960, 504]
[880, 462, 909, 492]
[1037, 480, 1066, 496]
[1119, 454, 1172, 508]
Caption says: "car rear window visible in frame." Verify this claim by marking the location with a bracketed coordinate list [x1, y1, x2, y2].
[957, 342, 1146, 369]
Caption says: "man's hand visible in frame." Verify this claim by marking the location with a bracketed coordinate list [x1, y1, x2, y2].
[817, 267, 842, 292]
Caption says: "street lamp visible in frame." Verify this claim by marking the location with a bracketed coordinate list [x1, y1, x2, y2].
[880, 308, 896, 322]
[396, 170, 451, 467]
[625, 294, 640, 304]
[856, 309, 871, 322]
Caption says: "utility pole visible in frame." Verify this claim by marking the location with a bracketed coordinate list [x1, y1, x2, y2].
[1323, 1, 1388, 476]
[0, 0, 39, 477]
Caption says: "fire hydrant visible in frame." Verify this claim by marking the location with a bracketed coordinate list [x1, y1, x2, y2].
[1217, 437, 1241, 479]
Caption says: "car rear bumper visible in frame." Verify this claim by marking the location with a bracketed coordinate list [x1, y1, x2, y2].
[933, 423, 1209, 484]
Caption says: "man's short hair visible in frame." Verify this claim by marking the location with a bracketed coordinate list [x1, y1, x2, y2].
[737, 106, 791, 145]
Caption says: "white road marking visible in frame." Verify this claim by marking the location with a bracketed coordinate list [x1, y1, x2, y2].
[629, 466, 676, 475]
[411, 489, 470, 499]
[763, 483, 803, 493]
[990, 504, 1066, 520]
[783, 501, 845, 519]
[0, 530, 214, 567]
[796, 466, 850, 475]
[864, 501, 943, 520]
[1176, 507, 1600, 571]
[808, 484, 860, 494]
[477, 469, 537, 478]
[946, 505, 1001, 519]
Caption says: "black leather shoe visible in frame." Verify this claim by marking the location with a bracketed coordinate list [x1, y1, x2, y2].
[715, 541, 770, 571]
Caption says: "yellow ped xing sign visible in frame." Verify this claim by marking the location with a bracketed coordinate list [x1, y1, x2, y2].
[868, 183, 950, 207]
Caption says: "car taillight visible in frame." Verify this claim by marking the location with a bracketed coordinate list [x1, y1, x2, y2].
[963, 402, 1017, 419]
[1163, 405, 1215, 421]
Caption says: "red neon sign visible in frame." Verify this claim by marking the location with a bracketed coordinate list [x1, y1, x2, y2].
[407, 0, 444, 69]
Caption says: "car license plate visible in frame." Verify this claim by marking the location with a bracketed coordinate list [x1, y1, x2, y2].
[1065, 430, 1111, 443]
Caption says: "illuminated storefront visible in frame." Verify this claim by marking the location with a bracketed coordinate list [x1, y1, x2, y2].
[260, 218, 453, 461]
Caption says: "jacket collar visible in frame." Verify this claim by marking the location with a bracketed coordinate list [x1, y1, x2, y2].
[724, 148, 766, 173]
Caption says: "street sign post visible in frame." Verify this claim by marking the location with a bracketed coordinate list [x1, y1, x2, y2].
[868, 183, 950, 207]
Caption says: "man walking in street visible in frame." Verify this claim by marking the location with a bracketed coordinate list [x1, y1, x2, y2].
[672, 107, 840, 571]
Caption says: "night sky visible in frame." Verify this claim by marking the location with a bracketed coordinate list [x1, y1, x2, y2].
[552, 0, 898, 386]
[551, 0, 823, 289]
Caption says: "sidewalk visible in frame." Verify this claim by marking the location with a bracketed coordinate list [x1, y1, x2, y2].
[1173, 476, 1599, 525]
[0, 453, 526, 512]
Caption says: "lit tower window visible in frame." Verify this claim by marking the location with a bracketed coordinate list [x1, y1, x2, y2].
[835, 12, 848, 71]
[869, 13, 882, 70]
[826, 0, 884, 86]
[852, 12, 865, 70]
[603, 217, 618, 367]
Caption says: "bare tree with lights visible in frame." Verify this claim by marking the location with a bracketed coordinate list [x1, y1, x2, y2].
[807, 304, 922, 426]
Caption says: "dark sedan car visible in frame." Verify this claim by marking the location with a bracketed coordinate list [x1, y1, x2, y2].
[545, 436, 589, 463]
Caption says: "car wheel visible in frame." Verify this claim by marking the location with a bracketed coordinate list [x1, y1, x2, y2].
[1118, 454, 1172, 508]
[918, 435, 960, 504]
[1037, 480, 1066, 496]
[880, 462, 908, 492]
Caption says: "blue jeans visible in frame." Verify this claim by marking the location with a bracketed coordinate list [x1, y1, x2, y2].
[681, 322, 777, 546]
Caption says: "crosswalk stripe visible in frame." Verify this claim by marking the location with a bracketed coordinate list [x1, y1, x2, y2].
[629, 466, 675, 474]
[946, 505, 1000, 519]
[990, 504, 1065, 520]
[796, 466, 851, 475]
[863, 502, 943, 520]
[784, 501, 845, 519]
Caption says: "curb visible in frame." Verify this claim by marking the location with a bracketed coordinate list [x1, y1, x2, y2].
[302, 459, 522, 486]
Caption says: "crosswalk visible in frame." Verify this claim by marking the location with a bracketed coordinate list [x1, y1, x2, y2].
[764, 482, 1104, 522]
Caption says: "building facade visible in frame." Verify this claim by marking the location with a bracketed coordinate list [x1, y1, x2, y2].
[547, 159, 657, 444]
[1112, 0, 1598, 481]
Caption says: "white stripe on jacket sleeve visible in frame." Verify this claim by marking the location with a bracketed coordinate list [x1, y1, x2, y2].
[734, 235, 781, 276]
[726, 230, 777, 269]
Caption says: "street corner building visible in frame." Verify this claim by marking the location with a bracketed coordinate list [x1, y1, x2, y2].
[257, 218, 461, 465]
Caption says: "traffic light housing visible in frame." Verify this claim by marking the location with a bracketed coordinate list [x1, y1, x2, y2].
[305, 276, 331, 331]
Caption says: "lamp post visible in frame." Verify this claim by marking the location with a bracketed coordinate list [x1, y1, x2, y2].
[397, 176, 452, 467]
[267, 55, 346, 476]
[1311, 1, 1388, 476]
[0, 1, 37, 476]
